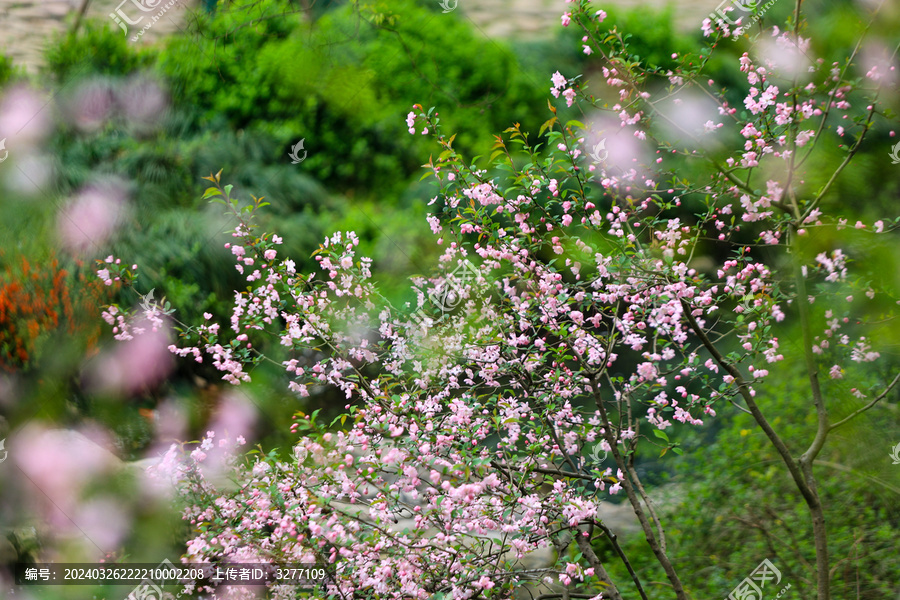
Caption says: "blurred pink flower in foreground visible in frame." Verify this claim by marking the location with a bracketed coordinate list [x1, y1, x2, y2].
[653, 89, 722, 147]
[72, 498, 132, 551]
[208, 391, 258, 442]
[65, 78, 117, 132]
[584, 111, 654, 186]
[0, 85, 51, 147]
[61, 75, 169, 133]
[859, 41, 899, 88]
[155, 398, 189, 444]
[84, 316, 174, 396]
[5, 152, 54, 196]
[190, 392, 259, 490]
[57, 180, 129, 255]
[755, 34, 813, 81]
[14, 424, 118, 497]
[117, 75, 169, 128]
[12, 425, 127, 553]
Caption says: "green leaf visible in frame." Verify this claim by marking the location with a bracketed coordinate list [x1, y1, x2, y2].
[202, 187, 222, 200]
[653, 429, 670, 442]
[539, 117, 558, 137]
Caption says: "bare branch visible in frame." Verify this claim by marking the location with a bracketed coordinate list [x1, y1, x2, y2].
[829, 371, 900, 432]
[593, 519, 650, 600]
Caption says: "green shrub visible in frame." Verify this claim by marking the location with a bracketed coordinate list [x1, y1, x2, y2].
[593, 5, 692, 71]
[0, 53, 23, 88]
[606, 363, 900, 600]
[43, 22, 155, 82]
[152, 0, 548, 195]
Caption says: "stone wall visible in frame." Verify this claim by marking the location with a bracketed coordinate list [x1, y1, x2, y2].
[0, 0, 197, 72]
[461, 0, 710, 39]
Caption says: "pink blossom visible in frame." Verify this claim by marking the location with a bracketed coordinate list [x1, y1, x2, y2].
[551, 71, 567, 90]
[103, 17, 889, 594]
[796, 130, 815, 146]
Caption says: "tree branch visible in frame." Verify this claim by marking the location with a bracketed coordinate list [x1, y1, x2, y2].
[829, 371, 900, 431]
[586, 373, 688, 600]
[593, 519, 650, 600]
[680, 297, 829, 600]
[575, 529, 623, 600]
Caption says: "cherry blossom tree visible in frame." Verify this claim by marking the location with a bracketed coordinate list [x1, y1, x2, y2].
[101, 1, 899, 598]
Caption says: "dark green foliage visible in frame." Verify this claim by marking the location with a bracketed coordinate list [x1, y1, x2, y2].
[152, 0, 548, 195]
[38, 0, 556, 346]
[593, 5, 692, 72]
[43, 22, 155, 82]
[605, 362, 900, 600]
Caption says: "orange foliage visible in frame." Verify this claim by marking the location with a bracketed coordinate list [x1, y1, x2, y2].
[0, 252, 113, 372]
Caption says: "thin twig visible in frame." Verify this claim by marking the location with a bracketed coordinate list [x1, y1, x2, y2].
[828, 371, 900, 431]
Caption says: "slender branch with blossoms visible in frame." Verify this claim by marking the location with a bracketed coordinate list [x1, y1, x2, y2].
[97, 2, 899, 599]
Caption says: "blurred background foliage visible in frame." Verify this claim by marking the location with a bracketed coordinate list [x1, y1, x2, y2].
[0, 0, 898, 598]
[607, 366, 900, 600]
